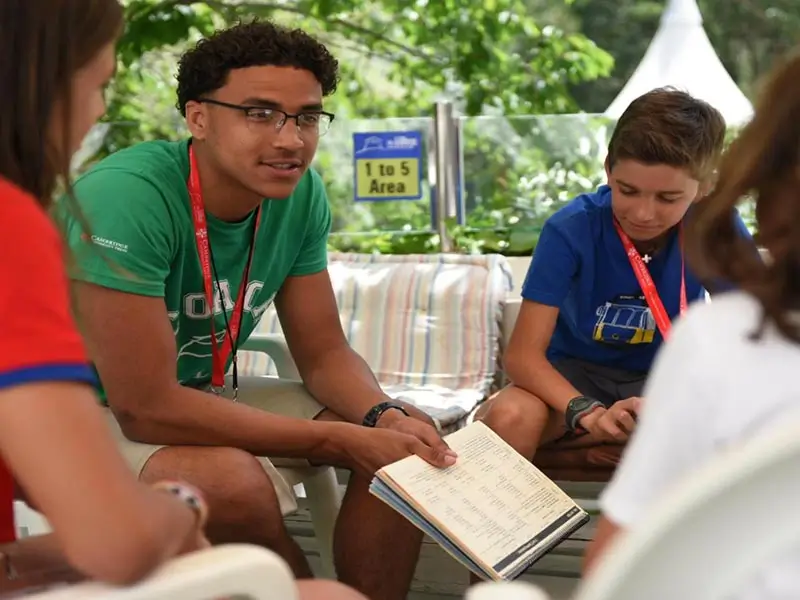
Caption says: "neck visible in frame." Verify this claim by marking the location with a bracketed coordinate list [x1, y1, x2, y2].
[633, 228, 674, 256]
[191, 142, 262, 222]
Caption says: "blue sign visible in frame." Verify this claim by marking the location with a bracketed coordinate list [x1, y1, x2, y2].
[353, 131, 424, 202]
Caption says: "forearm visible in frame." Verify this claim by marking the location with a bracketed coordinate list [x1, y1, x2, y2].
[1, 495, 192, 588]
[0, 385, 198, 585]
[506, 355, 582, 414]
[115, 383, 346, 462]
[302, 345, 387, 424]
[58, 489, 197, 585]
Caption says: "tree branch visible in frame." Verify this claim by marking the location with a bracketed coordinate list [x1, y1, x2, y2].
[167, 0, 445, 66]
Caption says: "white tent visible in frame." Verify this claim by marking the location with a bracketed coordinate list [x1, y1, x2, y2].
[605, 0, 753, 126]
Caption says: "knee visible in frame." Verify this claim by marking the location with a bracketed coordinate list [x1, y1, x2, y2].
[201, 448, 282, 527]
[478, 385, 550, 436]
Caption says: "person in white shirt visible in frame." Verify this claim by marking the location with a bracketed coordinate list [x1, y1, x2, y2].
[584, 48, 800, 599]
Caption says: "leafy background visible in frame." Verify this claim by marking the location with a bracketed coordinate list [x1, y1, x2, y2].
[88, 0, 788, 254]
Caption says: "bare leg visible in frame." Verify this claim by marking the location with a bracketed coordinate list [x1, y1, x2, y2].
[333, 473, 422, 600]
[475, 384, 563, 460]
[313, 407, 425, 600]
[140, 445, 312, 579]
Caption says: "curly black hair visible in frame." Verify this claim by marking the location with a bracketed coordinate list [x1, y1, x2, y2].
[176, 19, 339, 115]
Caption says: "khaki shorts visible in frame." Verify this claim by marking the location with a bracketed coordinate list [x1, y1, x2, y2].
[103, 376, 325, 516]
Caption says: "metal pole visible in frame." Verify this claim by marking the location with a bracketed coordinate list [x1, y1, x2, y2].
[433, 101, 458, 252]
[455, 116, 466, 225]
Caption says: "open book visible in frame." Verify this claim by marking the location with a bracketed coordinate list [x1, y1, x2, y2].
[369, 421, 589, 581]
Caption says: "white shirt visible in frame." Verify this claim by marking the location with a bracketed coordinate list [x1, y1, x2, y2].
[600, 291, 800, 599]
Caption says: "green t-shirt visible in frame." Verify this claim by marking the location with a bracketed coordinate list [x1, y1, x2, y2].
[62, 139, 331, 388]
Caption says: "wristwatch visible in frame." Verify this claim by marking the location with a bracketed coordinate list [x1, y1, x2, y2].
[362, 401, 409, 427]
[565, 396, 604, 432]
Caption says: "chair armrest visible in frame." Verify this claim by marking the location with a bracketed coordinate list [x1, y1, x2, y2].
[502, 297, 522, 350]
[497, 297, 523, 388]
[466, 580, 551, 599]
[241, 333, 301, 380]
[27, 544, 298, 600]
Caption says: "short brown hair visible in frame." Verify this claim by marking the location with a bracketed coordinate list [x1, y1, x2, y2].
[0, 0, 123, 206]
[606, 87, 727, 182]
[686, 49, 800, 344]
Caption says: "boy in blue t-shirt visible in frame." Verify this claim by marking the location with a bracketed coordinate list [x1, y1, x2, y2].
[477, 87, 751, 461]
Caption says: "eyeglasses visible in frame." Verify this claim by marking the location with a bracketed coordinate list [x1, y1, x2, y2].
[197, 98, 335, 137]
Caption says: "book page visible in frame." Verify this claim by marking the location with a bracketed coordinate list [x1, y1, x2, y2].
[378, 422, 579, 572]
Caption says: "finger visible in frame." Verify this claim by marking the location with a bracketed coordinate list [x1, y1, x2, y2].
[410, 438, 455, 468]
[600, 419, 628, 442]
[414, 423, 458, 459]
[626, 397, 643, 415]
[615, 410, 637, 434]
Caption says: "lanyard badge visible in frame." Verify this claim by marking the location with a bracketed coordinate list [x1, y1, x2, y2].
[187, 145, 261, 400]
[614, 219, 687, 340]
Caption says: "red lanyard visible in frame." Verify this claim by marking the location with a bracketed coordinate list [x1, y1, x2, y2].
[188, 146, 261, 397]
[614, 220, 687, 340]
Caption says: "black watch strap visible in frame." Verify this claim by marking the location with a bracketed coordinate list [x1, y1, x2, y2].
[565, 396, 604, 432]
[362, 401, 409, 427]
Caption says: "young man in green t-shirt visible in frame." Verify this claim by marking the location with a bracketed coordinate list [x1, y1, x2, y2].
[61, 21, 455, 600]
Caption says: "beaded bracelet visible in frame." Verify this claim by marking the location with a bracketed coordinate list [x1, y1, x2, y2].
[152, 480, 209, 528]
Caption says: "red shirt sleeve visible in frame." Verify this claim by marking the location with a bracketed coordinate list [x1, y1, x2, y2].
[0, 179, 95, 389]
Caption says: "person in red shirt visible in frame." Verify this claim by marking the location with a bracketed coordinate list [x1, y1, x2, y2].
[0, 2, 366, 599]
[0, 0, 212, 591]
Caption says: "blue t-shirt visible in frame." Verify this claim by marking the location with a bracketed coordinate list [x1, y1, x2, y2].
[521, 185, 751, 373]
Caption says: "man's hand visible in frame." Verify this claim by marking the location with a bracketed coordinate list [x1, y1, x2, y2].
[377, 409, 457, 467]
[336, 411, 457, 478]
[579, 397, 640, 443]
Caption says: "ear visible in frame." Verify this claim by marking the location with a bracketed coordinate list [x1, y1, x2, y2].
[693, 177, 714, 203]
[604, 157, 612, 182]
[184, 101, 209, 141]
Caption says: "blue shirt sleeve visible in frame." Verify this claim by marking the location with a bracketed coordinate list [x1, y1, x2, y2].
[521, 220, 579, 307]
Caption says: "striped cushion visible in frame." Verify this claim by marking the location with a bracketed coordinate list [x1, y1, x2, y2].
[238, 252, 513, 425]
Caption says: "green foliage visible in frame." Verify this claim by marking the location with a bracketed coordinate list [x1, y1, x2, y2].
[89, 0, 773, 259]
[102, 0, 613, 147]
[94, 1, 222, 162]
[90, 0, 614, 256]
[325, 120, 756, 256]
[324, 114, 613, 255]
[179, 0, 614, 116]
[118, 1, 219, 66]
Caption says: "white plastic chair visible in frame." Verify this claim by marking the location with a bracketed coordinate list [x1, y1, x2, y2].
[466, 581, 549, 600]
[18, 544, 297, 599]
[468, 416, 800, 600]
[241, 333, 342, 579]
[574, 416, 800, 600]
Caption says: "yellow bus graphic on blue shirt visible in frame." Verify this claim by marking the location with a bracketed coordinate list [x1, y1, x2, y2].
[593, 296, 656, 345]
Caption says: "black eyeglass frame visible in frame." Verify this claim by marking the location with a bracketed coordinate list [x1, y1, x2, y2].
[196, 98, 335, 135]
